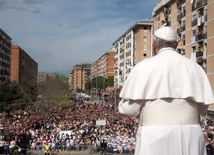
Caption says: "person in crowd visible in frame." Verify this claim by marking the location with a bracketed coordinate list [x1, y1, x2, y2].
[206, 139, 213, 155]
[100, 139, 107, 155]
[3, 138, 10, 155]
[43, 141, 51, 155]
[9, 137, 16, 155]
[118, 26, 214, 155]
[17, 135, 28, 155]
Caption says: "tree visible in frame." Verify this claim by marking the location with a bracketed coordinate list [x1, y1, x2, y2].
[36, 74, 70, 111]
[85, 76, 114, 95]
[0, 81, 38, 112]
[106, 76, 114, 87]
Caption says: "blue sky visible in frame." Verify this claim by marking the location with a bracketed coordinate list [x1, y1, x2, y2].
[0, 0, 158, 75]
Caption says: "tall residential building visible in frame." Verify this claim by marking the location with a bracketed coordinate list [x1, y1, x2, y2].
[0, 28, 12, 82]
[69, 63, 91, 91]
[90, 49, 115, 79]
[152, 0, 214, 110]
[37, 72, 57, 84]
[112, 21, 153, 90]
[11, 45, 38, 84]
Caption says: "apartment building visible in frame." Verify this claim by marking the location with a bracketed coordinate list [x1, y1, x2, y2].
[152, 0, 214, 111]
[11, 45, 38, 84]
[37, 72, 57, 84]
[69, 63, 91, 91]
[90, 49, 115, 79]
[112, 21, 153, 90]
[0, 28, 12, 82]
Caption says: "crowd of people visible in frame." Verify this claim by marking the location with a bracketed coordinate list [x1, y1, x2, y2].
[0, 100, 136, 154]
[0, 99, 213, 154]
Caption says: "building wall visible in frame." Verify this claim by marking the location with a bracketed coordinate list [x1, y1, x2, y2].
[11, 45, 38, 84]
[0, 28, 11, 82]
[106, 51, 115, 77]
[134, 26, 152, 63]
[38, 72, 56, 84]
[90, 49, 115, 79]
[70, 64, 91, 91]
[10, 46, 20, 83]
[113, 21, 153, 89]
[207, 0, 214, 86]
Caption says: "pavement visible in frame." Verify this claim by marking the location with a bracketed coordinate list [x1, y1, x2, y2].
[31, 150, 91, 155]
[31, 150, 134, 155]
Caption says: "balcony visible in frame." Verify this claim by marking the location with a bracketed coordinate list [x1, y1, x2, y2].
[196, 32, 207, 42]
[191, 19, 197, 27]
[203, 32, 207, 39]
[197, 0, 207, 9]
[205, 14, 207, 21]
[197, 16, 206, 26]
[196, 51, 203, 57]
[196, 57, 203, 66]
[177, 12, 186, 21]
[192, 3, 197, 11]
[177, 25, 186, 34]
[191, 36, 196, 44]
[177, 0, 186, 8]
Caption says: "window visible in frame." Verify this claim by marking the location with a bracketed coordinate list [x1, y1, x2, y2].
[193, 29, 196, 36]
[182, 20, 185, 26]
[192, 14, 196, 20]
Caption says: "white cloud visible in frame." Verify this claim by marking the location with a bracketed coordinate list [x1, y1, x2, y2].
[0, 0, 43, 13]
[0, 0, 158, 75]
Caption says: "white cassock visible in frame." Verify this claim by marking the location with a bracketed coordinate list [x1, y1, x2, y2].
[118, 47, 214, 155]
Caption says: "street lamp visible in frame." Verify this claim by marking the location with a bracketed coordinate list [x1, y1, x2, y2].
[96, 69, 98, 98]
[114, 66, 118, 109]
[103, 70, 105, 103]
[114, 80, 118, 109]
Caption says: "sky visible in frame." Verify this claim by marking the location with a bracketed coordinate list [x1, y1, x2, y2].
[0, 0, 158, 76]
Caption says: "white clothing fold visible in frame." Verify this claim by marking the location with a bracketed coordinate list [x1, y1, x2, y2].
[118, 98, 208, 155]
[135, 125, 206, 155]
[119, 48, 214, 105]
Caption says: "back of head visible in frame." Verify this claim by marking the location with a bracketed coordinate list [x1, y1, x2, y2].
[153, 26, 178, 51]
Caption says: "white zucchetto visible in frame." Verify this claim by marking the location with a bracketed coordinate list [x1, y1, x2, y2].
[154, 26, 177, 42]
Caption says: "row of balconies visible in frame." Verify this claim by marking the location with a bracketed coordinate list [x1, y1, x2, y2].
[119, 47, 124, 53]
[0, 58, 10, 64]
[197, 0, 207, 9]
[196, 32, 207, 41]
[119, 54, 124, 60]
[191, 32, 207, 44]
[192, 0, 207, 11]
[191, 15, 207, 27]
[177, 0, 186, 8]
[0, 43, 11, 51]
[177, 12, 186, 21]
[0, 74, 10, 79]
[177, 25, 186, 34]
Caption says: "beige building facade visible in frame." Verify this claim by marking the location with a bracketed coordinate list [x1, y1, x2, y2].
[112, 21, 153, 90]
[69, 64, 91, 91]
[90, 49, 115, 79]
[38, 72, 57, 84]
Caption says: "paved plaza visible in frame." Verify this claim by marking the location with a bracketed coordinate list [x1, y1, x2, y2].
[30, 150, 134, 155]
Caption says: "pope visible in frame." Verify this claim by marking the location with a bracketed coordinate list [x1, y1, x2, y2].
[118, 26, 214, 155]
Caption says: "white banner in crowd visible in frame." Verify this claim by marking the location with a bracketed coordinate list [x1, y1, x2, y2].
[96, 120, 106, 126]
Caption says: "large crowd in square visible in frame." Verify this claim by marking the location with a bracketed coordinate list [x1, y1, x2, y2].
[0, 99, 213, 154]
